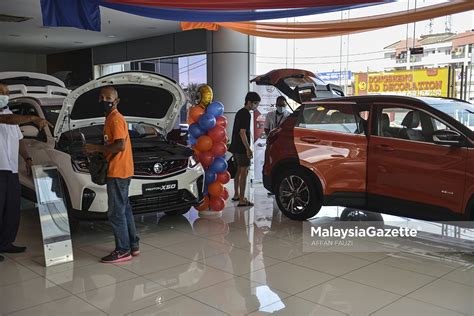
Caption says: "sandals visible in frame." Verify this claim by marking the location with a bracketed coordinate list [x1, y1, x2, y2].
[231, 197, 240, 201]
[238, 200, 254, 207]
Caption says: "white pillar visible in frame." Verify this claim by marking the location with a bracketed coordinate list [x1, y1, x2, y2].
[207, 28, 256, 135]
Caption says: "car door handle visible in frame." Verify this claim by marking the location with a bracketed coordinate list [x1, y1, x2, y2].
[376, 144, 394, 152]
[300, 136, 320, 144]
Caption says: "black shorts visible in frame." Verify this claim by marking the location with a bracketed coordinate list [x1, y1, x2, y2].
[234, 153, 250, 168]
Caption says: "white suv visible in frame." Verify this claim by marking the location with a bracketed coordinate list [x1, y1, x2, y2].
[4, 71, 205, 223]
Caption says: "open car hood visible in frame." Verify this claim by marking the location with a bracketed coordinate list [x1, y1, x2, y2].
[54, 72, 186, 138]
[250, 68, 344, 104]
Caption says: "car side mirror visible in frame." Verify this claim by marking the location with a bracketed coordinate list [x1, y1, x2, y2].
[20, 125, 40, 139]
[432, 129, 464, 147]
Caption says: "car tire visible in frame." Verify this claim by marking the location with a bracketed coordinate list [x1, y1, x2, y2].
[165, 207, 190, 216]
[275, 168, 322, 220]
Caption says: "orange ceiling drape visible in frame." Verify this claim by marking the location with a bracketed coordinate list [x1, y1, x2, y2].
[181, 0, 474, 39]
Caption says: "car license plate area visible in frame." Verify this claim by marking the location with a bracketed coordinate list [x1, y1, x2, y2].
[142, 181, 178, 196]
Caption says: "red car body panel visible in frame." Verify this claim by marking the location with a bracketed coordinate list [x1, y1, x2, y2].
[294, 127, 367, 195]
[368, 136, 468, 214]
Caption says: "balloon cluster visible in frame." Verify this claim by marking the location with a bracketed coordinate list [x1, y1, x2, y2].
[188, 85, 231, 213]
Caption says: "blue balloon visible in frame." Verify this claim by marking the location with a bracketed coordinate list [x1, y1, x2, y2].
[205, 170, 217, 184]
[198, 113, 216, 131]
[210, 157, 228, 173]
[188, 135, 197, 145]
[189, 123, 205, 138]
[206, 101, 224, 118]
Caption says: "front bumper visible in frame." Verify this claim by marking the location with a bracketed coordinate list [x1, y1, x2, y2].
[67, 164, 205, 215]
[263, 174, 272, 193]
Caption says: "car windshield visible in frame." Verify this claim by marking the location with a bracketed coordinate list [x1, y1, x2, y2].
[423, 98, 474, 131]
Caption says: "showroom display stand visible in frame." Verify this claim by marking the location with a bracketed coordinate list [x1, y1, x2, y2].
[32, 165, 74, 267]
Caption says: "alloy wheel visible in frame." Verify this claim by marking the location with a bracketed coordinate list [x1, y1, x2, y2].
[278, 175, 310, 214]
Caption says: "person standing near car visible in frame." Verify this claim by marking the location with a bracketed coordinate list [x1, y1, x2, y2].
[264, 96, 291, 136]
[229, 92, 261, 207]
[0, 81, 51, 262]
[84, 86, 139, 263]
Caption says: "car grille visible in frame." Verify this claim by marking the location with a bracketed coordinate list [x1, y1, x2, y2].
[134, 159, 188, 177]
[129, 189, 198, 213]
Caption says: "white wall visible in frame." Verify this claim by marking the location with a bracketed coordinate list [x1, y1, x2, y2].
[0, 51, 46, 73]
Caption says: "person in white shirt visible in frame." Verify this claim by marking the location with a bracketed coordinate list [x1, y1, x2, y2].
[0, 81, 50, 261]
[264, 96, 291, 136]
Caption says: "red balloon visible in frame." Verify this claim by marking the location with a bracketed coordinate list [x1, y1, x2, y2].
[210, 196, 225, 212]
[211, 142, 227, 157]
[189, 106, 205, 122]
[207, 126, 226, 143]
[216, 116, 228, 128]
[196, 135, 213, 152]
[208, 181, 224, 197]
[199, 151, 215, 168]
[196, 196, 209, 211]
[217, 171, 231, 184]
[221, 187, 229, 201]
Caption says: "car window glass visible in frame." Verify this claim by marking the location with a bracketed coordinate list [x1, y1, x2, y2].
[378, 106, 453, 144]
[298, 104, 362, 134]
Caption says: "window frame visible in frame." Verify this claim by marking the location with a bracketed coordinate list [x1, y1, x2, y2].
[296, 101, 368, 136]
[371, 102, 465, 145]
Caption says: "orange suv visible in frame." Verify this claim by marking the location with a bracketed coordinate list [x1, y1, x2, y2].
[264, 96, 474, 221]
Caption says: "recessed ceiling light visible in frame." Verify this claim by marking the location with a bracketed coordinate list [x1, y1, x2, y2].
[8, 34, 21, 37]
[73, 41, 84, 44]
[106, 35, 116, 38]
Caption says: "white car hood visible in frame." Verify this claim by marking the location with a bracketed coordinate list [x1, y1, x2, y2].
[54, 72, 186, 138]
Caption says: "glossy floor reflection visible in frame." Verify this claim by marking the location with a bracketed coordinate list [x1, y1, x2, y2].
[2, 184, 474, 315]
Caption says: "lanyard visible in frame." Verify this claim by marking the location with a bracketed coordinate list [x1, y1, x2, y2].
[274, 112, 284, 128]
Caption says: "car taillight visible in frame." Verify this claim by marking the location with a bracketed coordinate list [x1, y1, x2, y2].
[267, 128, 281, 145]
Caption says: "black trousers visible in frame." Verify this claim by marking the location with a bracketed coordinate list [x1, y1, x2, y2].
[0, 171, 21, 250]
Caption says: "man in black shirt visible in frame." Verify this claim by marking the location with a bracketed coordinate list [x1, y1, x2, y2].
[229, 92, 261, 207]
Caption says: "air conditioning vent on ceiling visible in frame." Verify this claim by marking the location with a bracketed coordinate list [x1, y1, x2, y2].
[0, 14, 32, 23]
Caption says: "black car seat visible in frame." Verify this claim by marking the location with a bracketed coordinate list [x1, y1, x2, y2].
[381, 113, 393, 137]
[399, 111, 425, 141]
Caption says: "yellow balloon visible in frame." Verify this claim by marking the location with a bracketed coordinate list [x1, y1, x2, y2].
[196, 85, 213, 107]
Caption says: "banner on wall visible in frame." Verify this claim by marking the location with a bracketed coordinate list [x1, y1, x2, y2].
[252, 84, 282, 182]
[354, 68, 455, 97]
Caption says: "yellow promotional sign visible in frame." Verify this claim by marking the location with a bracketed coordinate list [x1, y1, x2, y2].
[354, 68, 453, 97]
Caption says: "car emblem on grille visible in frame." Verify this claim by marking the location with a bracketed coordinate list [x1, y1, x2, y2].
[153, 163, 164, 174]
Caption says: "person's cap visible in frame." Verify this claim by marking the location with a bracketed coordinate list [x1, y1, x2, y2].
[245, 92, 261, 103]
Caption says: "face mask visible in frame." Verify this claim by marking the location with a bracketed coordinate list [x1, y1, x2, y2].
[276, 106, 284, 114]
[0, 95, 9, 109]
[99, 100, 114, 114]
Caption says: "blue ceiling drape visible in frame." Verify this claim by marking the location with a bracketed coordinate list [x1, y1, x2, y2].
[41, 0, 101, 31]
[40, 0, 393, 31]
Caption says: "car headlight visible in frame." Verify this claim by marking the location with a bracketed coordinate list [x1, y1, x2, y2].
[72, 159, 89, 173]
[188, 156, 198, 168]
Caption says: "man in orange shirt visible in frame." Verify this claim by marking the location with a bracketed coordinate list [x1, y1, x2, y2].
[84, 86, 139, 263]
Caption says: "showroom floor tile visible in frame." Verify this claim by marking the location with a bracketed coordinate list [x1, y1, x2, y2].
[296, 277, 401, 315]
[3, 186, 474, 315]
